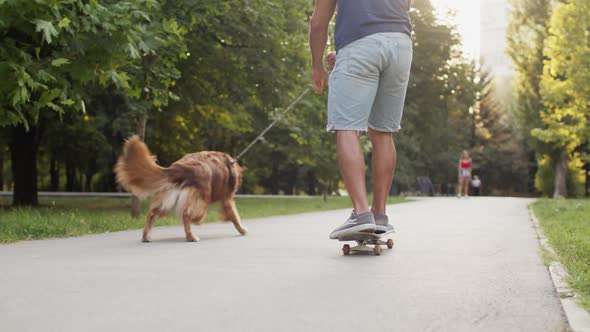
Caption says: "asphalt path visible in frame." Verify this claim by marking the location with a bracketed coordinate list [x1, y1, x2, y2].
[0, 197, 568, 331]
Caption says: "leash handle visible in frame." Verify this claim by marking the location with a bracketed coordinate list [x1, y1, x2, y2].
[233, 85, 313, 161]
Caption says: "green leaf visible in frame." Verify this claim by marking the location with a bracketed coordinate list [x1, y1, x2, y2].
[51, 58, 70, 67]
[36, 70, 55, 83]
[108, 70, 130, 89]
[58, 17, 71, 29]
[32, 19, 59, 44]
[38, 89, 61, 106]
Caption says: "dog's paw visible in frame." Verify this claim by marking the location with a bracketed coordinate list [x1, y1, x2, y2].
[142, 237, 151, 243]
[238, 227, 248, 236]
[186, 235, 200, 242]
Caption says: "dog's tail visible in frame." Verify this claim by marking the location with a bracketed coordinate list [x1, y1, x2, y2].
[114, 135, 168, 198]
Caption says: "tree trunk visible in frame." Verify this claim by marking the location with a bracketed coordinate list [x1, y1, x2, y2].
[85, 171, 94, 192]
[529, 151, 538, 194]
[50, 157, 59, 191]
[585, 156, 589, 197]
[0, 149, 4, 191]
[131, 113, 147, 218]
[270, 168, 279, 195]
[10, 124, 39, 206]
[65, 160, 76, 192]
[286, 166, 297, 195]
[306, 170, 317, 195]
[585, 164, 590, 197]
[553, 151, 568, 198]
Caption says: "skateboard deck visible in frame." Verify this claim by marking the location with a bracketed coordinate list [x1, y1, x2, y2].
[338, 230, 395, 256]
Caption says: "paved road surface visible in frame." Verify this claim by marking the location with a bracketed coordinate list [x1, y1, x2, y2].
[0, 197, 568, 331]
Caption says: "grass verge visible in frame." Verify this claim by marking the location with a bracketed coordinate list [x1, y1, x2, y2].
[0, 195, 406, 244]
[531, 198, 590, 311]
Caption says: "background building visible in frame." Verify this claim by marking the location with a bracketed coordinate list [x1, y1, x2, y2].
[480, 0, 513, 102]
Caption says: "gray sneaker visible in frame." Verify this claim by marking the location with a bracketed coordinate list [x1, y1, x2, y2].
[375, 213, 395, 234]
[329, 211, 376, 239]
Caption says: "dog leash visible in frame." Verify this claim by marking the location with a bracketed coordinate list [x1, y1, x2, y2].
[233, 85, 313, 161]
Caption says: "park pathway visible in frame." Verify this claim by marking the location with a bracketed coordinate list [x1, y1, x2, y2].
[0, 197, 568, 331]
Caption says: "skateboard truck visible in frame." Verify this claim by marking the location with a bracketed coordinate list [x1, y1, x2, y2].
[339, 232, 394, 256]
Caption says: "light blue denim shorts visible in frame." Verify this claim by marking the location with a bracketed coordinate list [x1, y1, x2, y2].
[327, 32, 413, 132]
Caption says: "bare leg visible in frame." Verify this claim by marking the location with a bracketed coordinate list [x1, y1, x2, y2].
[142, 208, 160, 242]
[457, 177, 463, 196]
[369, 129, 396, 215]
[336, 130, 370, 213]
[222, 199, 248, 235]
[464, 176, 470, 196]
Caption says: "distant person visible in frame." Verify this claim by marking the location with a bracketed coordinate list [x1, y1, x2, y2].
[471, 175, 482, 196]
[457, 150, 472, 198]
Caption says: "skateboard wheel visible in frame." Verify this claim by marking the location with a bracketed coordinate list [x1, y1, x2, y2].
[386, 239, 394, 249]
[374, 245, 382, 256]
[342, 244, 351, 255]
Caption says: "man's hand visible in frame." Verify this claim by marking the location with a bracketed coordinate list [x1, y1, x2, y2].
[309, 0, 337, 94]
[326, 52, 336, 71]
[312, 65, 329, 94]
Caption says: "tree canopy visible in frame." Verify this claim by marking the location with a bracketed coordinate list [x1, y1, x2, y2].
[507, 0, 589, 197]
[0, 0, 543, 206]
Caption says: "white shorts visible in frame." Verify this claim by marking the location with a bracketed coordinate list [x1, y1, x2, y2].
[460, 169, 471, 178]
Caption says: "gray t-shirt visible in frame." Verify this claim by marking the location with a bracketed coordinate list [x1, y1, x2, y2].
[335, 0, 412, 51]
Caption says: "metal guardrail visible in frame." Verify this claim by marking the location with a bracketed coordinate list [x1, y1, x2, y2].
[0, 191, 315, 199]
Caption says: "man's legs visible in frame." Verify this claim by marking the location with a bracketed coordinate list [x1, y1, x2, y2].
[336, 130, 370, 213]
[369, 128, 396, 215]
[326, 33, 412, 239]
[329, 130, 376, 239]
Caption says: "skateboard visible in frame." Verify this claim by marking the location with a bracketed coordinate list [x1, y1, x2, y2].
[338, 230, 395, 256]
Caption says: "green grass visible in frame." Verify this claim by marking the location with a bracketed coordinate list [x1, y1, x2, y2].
[532, 198, 590, 310]
[0, 195, 406, 244]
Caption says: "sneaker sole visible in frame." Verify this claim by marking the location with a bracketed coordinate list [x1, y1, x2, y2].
[375, 227, 387, 234]
[375, 227, 395, 234]
[330, 224, 376, 239]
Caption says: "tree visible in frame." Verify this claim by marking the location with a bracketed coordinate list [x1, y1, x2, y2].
[533, 0, 589, 198]
[0, 0, 152, 205]
[41, 111, 110, 192]
[506, 0, 553, 194]
[472, 72, 529, 194]
[122, 1, 188, 217]
[148, 0, 327, 195]
[0, 0, 186, 206]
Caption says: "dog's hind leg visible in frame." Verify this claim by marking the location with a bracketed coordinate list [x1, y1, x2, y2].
[222, 199, 248, 235]
[182, 212, 200, 242]
[178, 190, 210, 242]
[142, 208, 160, 242]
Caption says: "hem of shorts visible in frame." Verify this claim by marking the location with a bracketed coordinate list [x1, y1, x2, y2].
[367, 124, 402, 133]
[326, 124, 368, 133]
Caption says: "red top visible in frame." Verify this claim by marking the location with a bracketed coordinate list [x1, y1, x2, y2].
[460, 159, 471, 169]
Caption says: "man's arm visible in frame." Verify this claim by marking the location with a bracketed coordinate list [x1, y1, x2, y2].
[309, 0, 337, 94]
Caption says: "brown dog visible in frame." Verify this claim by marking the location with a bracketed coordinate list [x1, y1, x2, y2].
[114, 135, 248, 242]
